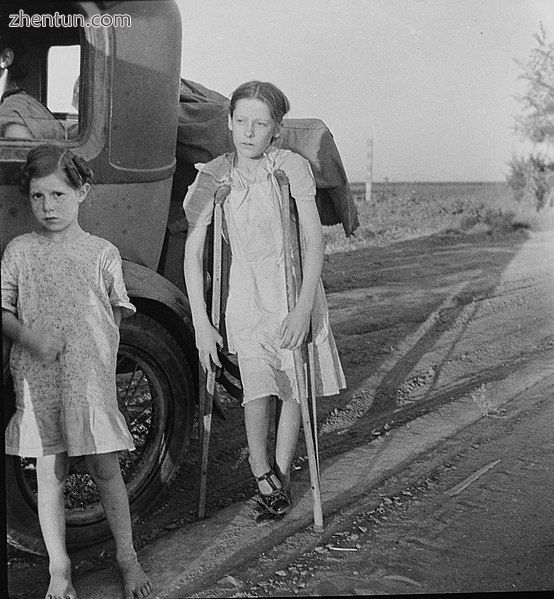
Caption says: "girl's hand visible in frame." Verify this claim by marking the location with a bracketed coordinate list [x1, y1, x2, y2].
[195, 317, 223, 371]
[19, 327, 66, 362]
[278, 305, 311, 350]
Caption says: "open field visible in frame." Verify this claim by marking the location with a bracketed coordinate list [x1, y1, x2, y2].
[324, 181, 548, 253]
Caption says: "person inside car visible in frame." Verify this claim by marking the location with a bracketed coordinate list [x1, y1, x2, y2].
[0, 27, 65, 140]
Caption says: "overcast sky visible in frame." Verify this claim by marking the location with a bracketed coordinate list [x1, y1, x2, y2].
[177, 0, 554, 182]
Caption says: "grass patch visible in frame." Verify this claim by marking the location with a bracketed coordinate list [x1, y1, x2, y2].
[325, 181, 551, 254]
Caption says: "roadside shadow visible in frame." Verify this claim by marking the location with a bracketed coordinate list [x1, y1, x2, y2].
[312, 228, 533, 455]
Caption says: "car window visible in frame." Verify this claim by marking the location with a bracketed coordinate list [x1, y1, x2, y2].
[47, 45, 81, 139]
[0, 4, 83, 142]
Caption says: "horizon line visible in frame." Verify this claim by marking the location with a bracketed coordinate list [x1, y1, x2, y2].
[349, 180, 507, 185]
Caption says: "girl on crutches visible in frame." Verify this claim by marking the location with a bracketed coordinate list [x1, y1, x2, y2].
[183, 81, 346, 522]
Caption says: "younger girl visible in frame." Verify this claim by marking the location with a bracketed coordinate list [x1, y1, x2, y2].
[183, 81, 346, 520]
[1, 145, 151, 599]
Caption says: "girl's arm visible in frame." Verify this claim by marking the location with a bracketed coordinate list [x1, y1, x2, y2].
[2, 309, 65, 362]
[4, 123, 34, 139]
[183, 225, 223, 370]
[278, 200, 324, 350]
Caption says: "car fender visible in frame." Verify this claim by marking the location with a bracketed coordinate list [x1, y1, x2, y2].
[122, 260, 194, 332]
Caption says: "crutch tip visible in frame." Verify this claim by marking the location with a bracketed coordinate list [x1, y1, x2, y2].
[313, 524, 324, 533]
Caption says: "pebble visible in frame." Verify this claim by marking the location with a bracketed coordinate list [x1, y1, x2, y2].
[275, 570, 287, 577]
[218, 575, 242, 587]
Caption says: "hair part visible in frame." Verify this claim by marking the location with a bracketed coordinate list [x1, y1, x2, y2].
[17, 145, 93, 195]
[229, 81, 290, 125]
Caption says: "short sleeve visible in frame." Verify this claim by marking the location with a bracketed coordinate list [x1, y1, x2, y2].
[182, 155, 232, 228]
[282, 152, 316, 202]
[102, 245, 136, 318]
[1, 241, 20, 315]
[0, 93, 65, 140]
[182, 170, 217, 227]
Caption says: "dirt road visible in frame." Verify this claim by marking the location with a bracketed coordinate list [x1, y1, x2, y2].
[192, 372, 554, 596]
[8, 226, 554, 597]
[135, 227, 554, 537]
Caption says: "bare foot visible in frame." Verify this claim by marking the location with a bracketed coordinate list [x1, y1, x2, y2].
[45, 565, 77, 599]
[118, 554, 152, 599]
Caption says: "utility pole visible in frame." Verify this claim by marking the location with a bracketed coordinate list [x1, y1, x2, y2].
[365, 137, 373, 202]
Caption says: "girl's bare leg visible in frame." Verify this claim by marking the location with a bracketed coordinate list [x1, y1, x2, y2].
[36, 453, 77, 599]
[85, 453, 152, 599]
[244, 396, 282, 494]
[274, 399, 301, 489]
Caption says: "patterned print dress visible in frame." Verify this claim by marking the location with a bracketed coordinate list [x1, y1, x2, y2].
[1, 232, 136, 457]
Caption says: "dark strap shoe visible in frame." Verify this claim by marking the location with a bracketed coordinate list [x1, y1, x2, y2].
[255, 469, 292, 516]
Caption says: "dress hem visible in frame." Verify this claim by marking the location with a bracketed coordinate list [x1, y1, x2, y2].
[5, 442, 135, 458]
[241, 384, 346, 407]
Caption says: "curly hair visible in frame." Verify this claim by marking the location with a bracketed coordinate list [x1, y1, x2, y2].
[17, 145, 93, 195]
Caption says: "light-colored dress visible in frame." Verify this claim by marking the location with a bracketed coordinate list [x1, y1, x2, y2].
[184, 146, 346, 404]
[1, 232, 136, 457]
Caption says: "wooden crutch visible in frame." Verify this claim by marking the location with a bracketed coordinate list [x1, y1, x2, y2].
[197, 183, 231, 519]
[274, 170, 324, 532]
